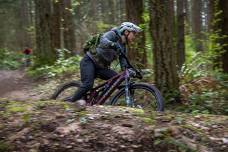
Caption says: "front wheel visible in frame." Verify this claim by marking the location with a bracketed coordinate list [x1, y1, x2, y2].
[50, 81, 81, 101]
[110, 83, 164, 112]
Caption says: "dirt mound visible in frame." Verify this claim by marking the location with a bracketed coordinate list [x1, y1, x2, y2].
[0, 100, 227, 152]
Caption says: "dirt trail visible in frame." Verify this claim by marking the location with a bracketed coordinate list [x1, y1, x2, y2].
[0, 70, 39, 101]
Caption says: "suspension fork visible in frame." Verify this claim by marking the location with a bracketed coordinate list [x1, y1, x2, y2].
[124, 70, 134, 107]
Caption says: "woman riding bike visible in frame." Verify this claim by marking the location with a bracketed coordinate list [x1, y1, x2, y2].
[71, 22, 142, 104]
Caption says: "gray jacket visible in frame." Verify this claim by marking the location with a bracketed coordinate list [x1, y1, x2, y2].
[90, 28, 128, 69]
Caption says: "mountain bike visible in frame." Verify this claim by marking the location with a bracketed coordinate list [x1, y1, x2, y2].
[51, 50, 164, 112]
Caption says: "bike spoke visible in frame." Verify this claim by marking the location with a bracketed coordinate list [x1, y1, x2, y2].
[114, 88, 158, 111]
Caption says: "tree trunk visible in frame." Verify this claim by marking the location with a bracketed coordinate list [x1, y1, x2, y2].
[34, 0, 56, 67]
[202, 0, 208, 32]
[192, 0, 203, 52]
[97, 0, 103, 21]
[51, 0, 61, 51]
[177, 0, 186, 69]
[28, 0, 35, 48]
[207, 0, 215, 32]
[184, 0, 193, 34]
[118, 0, 126, 23]
[218, 0, 228, 72]
[89, 0, 98, 33]
[18, 0, 30, 49]
[125, 0, 146, 67]
[110, 0, 117, 24]
[61, 0, 76, 54]
[149, 0, 180, 100]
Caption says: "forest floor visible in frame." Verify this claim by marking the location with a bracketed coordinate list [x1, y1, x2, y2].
[0, 69, 228, 152]
[0, 69, 42, 101]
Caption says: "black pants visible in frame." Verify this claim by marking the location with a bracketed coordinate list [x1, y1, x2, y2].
[71, 55, 117, 102]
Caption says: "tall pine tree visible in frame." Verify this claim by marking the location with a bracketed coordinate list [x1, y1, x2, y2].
[149, 0, 180, 101]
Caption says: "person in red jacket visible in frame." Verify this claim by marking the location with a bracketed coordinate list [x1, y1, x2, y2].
[23, 47, 32, 67]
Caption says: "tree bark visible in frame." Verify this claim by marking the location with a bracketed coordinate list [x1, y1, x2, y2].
[61, 0, 76, 54]
[125, 0, 146, 67]
[17, 0, 30, 49]
[192, 0, 203, 52]
[149, 0, 180, 100]
[177, 0, 186, 69]
[118, 0, 126, 23]
[218, 0, 228, 72]
[51, 0, 61, 50]
[34, 0, 56, 66]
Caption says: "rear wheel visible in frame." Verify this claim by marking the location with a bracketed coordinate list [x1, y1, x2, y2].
[110, 83, 164, 111]
[50, 81, 81, 101]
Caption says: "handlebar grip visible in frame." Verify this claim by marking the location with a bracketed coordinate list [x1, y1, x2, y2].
[136, 71, 143, 79]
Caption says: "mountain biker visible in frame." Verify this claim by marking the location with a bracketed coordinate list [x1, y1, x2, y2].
[71, 22, 142, 103]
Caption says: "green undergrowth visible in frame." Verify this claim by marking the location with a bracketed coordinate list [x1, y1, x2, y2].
[0, 48, 22, 70]
[27, 49, 81, 79]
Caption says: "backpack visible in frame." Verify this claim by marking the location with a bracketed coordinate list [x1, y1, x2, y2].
[83, 33, 102, 54]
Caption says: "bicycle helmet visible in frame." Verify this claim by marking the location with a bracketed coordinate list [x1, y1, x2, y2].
[119, 22, 142, 33]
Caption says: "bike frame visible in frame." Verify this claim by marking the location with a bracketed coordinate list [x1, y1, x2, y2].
[85, 69, 131, 106]
[84, 45, 139, 106]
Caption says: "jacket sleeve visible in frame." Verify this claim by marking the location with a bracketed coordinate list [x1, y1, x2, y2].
[98, 31, 118, 49]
